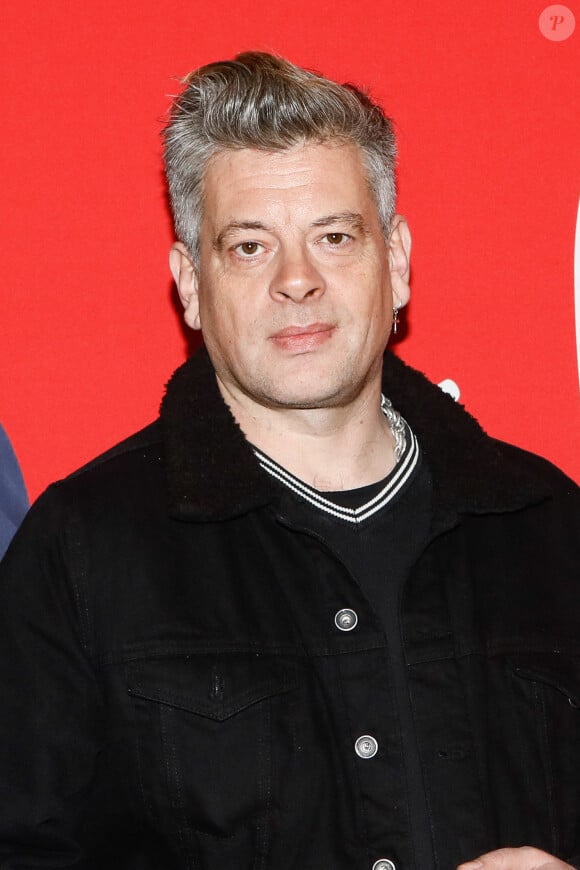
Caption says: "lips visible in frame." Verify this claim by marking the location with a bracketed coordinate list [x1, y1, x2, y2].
[270, 323, 334, 351]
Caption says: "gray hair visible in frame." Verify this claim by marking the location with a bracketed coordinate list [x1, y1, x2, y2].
[163, 52, 397, 260]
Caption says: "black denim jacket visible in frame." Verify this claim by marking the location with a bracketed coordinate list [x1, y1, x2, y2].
[0, 350, 578, 870]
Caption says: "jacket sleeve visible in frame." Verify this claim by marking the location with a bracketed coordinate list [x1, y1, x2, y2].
[0, 424, 29, 559]
[0, 485, 103, 868]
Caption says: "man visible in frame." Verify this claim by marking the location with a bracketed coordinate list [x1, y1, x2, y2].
[0, 53, 578, 870]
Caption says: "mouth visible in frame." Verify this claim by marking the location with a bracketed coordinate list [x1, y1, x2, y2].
[270, 323, 335, 352]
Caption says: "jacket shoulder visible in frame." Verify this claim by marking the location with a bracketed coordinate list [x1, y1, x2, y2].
[66, 420, 162, 480]
[490, 438, 579, 501]
[33, 421, 166, 520]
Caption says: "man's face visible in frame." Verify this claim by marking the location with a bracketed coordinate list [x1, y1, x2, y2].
[171, 141, 410, 411]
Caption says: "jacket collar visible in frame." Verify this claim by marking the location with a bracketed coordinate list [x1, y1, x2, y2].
[160, 346, 549, 521]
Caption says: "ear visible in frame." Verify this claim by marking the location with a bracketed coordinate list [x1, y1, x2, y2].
[388, 215, 412, 309]
[169, 242, 201, 330]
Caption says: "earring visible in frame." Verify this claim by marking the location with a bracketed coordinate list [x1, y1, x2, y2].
[392, 306, 400, 335]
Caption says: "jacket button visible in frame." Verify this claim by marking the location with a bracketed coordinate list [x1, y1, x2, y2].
[335, 608, 358, 631]
[355, 735, 378, 758]
[373, 861, 396, 870]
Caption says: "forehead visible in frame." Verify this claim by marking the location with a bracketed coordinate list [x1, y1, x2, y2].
[200, 141, 377, 225]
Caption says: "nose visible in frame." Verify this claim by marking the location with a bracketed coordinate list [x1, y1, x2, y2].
[269, 244, 326, 303]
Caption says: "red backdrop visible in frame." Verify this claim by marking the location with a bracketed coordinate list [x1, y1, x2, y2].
[1, 0, 579, 500]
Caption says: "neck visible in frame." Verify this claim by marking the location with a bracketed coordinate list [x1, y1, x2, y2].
[216, 379, 397, 491]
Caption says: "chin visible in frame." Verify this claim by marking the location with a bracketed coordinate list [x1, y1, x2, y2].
[253, 381, 355, 411]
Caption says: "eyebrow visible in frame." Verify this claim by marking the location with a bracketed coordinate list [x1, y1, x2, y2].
[309, 212, 368, 232]
[214, 221, 273, 251]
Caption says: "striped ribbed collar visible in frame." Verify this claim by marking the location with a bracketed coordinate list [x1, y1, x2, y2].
[254, 421, 420, 525]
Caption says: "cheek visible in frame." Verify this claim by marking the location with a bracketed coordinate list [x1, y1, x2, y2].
[346, 272, 390, 317]
[202, 299, 256, 355]
[209, 284, 265, 330]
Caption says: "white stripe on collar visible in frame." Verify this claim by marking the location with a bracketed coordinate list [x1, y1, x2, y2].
[254, 422, 420, 524]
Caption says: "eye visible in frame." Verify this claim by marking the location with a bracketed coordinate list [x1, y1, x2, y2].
[323, 232, 350, 246]
[235, 241, 263, 257]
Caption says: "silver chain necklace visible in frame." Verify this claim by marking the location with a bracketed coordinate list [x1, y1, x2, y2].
[381, 394, 406, 463]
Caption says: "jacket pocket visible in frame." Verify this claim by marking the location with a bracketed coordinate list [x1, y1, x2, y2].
[509, 653, 580, 859]
[126, 652, 297, 863]
[128, 653, 297, 720]
[510, 653, 580, 709]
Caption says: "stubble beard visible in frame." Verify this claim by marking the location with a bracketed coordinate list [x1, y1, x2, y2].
[235, 353, 384, 412]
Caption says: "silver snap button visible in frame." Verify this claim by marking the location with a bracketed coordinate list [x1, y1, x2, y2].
[355, 734, 378, 758]
[373, 861, 396, 870]
[335, 608, 358, 631]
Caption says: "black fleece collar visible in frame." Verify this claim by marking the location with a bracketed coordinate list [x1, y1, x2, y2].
[160, 347, 549, 521]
